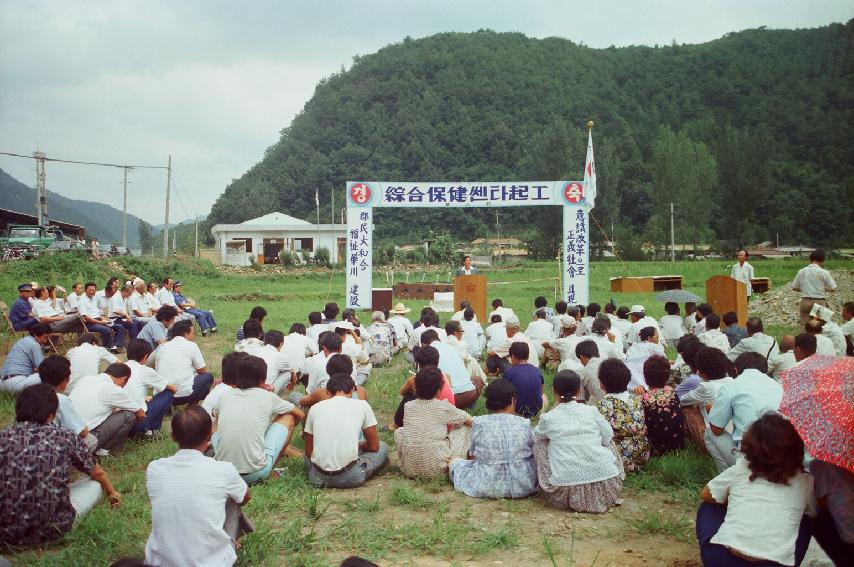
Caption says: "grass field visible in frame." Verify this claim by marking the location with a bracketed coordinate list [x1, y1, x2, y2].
[1, 256, 850, 566]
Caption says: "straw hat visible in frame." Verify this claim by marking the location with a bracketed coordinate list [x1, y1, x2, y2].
[390, 302, 411, 314]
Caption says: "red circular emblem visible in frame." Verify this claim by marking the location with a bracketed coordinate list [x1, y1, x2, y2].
[564, 182, 584, 204]
[350, 183, 371, 204]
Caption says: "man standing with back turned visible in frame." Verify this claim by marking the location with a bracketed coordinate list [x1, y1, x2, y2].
[792, 249, 836, 330]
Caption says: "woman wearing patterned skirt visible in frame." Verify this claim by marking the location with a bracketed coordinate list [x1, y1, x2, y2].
[534, 370, 624, 513]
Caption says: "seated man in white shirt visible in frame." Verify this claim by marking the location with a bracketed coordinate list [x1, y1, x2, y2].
[155, 320, 213, 406]
[459, 307, 486, 360]
[145, 405, 253, 567]
[125, 339, 177, 436]
[809, 304, 847, 356]
[66, 333, 118, 392]
[542, 316, 582, 369]
[444, 320, 488, 387]
[202, 351, 245, 421]
[65, 282, 83, 313]
[626, 305, 661, 346]
[111, 283, 144, 340]
[213, 355, 305, 484]
[485, 314, 535, 375]
[281, 323, 318, 377]
[727, 317, 779, 363]
[692, 303, 713, 336]
[488, 298, 516, 322]
[242, 328, 294, 394]
[144, 282, 162, 314]
[525, 309, 555, 360]
[768, 335, 797, 378]
[305, 311, 328, 345]
[697, 313, 731, 355]
[574, 340, 605, 404]
[450, 300, 478, 323]
[303, 372, 388, 488]
[407, 310, 448, 359]
[78, 282, 125, 352]
[68, 363, 145, 456]
[31, 286, 83, 333]
[298, 353, 368, 409]
[301, 332, 343, 402]
[331, 321, 371, 386]
[128, 280, 154, 328]
[155, 277, 195, 324]
[39, 355, 98, 452]
[805, 319, 837, 356]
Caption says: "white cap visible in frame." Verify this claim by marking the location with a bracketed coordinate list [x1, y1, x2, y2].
[630, 305, 646, 314]
[332, 321, 354, 331]
[560, 315, 577, 328]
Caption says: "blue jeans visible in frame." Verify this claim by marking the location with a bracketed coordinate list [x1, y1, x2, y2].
[185, 309, 216, 331]
[172, 373, 214, 405]
[131, 390, 175, 434]
[696, 502, 813, 566]
[240, 422, 290, 485]
[305, 442, 389, 488]
[86, 323, 124, 349]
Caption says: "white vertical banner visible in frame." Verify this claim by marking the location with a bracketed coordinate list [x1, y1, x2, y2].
[562, 203, 590, 306]
[346, 206, 373, 309]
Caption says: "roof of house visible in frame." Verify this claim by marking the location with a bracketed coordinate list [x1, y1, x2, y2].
[242, 212, 311, 226]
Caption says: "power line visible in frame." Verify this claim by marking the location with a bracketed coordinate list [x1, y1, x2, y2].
[0, 151, 168, 170]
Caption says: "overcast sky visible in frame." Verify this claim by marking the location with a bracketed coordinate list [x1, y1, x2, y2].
[1, 0, 851, 225]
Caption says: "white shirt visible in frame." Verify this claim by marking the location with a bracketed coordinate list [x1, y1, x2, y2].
[548, 334, 584, 364]
[125, 360, 170, 411]
[627, 316, 660, 345]
[487, 306, 516, 322]
[841, 318, 854, 341]
[408, 325, 447, 350]
[236, 339, 290, 386]
[450, 309, 478, 323]
[109, 293, 129, 317]
[156, 287, 177, 307]
[769, 351, 797, 379]
[821, 321, 847, 356]
[693, 318, 707, 335]
[281, 333, 318, 373]
[387, 315, 414, 347]
[727, 332, 778, 362]
[730, 261, 755, 296]
[588, 334, 624, 361]
[65, 292, 81, 312]
[814, 333, 837, 356]
[484, 322, 507, 352]
[460, 319, 486, 358]
[679, 376, 733, 407]
[144, 292, 161, 311]
[202, 382, 232, 419]
[658, 315, 687, 342]
[524, 319, 555, 342]
[214, 387, 295, 474]
[145, 449, 247, 567]
[306, 323, 329, 345]
[77, 294, 103, 320]
[32, 298, 64, 319]
[625, 341, 667, 390]
[67, 342, 118, 391]
[155, 336, 206, 397]
[708, 458, 814, 565]
[698, 328, 731, 354]
[684, 314, 697, 333]
[792, 263, 837, 299]
[305, 396, 377, 472]
[69, 373, 143, 429]
[305, 351, 333, 394]
[128, 291, 150, 318]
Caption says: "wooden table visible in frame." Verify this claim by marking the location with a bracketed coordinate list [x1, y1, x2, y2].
[750, 277, 772, 293]
[610, 275, 683, 293]
[393, 282, 454, 301]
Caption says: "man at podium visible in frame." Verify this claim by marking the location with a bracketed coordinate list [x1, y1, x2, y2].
[456, 255, 479, 276]
[730, 250, 754, 297]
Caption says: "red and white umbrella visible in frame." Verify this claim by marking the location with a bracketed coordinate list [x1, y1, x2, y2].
[780, 355, 854, 474]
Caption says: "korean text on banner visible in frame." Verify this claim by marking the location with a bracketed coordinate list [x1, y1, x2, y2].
[346, 207, 372, 309]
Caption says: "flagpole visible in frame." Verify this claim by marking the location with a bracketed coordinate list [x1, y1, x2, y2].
[315, 189, 320, 260]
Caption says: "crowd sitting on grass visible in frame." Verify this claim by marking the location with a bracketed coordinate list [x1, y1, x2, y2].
[1, 270, 853, 567]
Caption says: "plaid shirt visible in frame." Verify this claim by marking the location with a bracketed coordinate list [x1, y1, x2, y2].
[0, 421, 96, 545]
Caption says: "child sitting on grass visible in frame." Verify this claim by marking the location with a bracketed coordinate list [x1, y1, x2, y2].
[596, 359, 650, 472]
[697, 412, 814, 566]
[533, 370, 623, 513]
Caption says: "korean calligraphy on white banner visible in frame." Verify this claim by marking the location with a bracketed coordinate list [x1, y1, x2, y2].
[345, 176, 596, 309]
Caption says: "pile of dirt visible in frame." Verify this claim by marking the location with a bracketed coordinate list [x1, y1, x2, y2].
[748, 269, 853, 328]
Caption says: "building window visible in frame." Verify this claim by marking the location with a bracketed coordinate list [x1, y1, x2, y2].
[234, 237, 253, 253]
[295, 238, 314, 252]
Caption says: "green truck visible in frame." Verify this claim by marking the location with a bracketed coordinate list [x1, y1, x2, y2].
[0, 224, 75, 260]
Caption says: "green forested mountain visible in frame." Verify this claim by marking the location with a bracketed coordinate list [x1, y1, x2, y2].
[208, 24, 854, 254]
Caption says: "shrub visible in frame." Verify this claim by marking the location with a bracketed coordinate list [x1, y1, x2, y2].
[314, 247, 331, 267]
[279, 250, 297, 267]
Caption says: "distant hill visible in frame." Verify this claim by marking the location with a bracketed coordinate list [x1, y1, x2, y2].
[208, 24, 854, 250]
[0, 168, 143, 246]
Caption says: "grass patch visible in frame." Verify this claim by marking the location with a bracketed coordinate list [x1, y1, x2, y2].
[626, 510, 694, 543]
[389, 482, 430, 508]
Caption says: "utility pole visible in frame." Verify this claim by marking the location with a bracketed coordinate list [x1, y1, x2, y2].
[121, 166, 132, 248]
[194, 215, 199, 258]
[669, 202, 676, 262]
[33, 151, 47, 226]
[162, 155, 172, 258]
[495, 209, 501, 265]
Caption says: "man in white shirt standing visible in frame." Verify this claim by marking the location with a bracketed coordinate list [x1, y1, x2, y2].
[730, 250, 755, 298]
[792, 249, 837, 329]
[627, 305, 661, 346]
[68, 363, 145, 456]
[146, 405, 252, 567]
[155, 320, 213, 406]
[304, 372, 387, 488]
[66, 334, 118, 392]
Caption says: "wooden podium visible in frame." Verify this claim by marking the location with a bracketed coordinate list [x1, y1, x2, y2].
[454, 275, 487, 322]
[706, 275, 748, 327]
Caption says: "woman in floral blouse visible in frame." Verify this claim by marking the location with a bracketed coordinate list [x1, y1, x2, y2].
[640, 355, 684, 456]
[596, 359, 650, 472]
[395, 366, 472, 478]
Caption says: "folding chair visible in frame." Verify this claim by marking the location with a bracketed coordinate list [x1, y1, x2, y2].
[0, 301, 30, 354]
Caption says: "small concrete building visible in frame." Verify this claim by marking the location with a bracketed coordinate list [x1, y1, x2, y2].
[210, 212, 346, 266]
